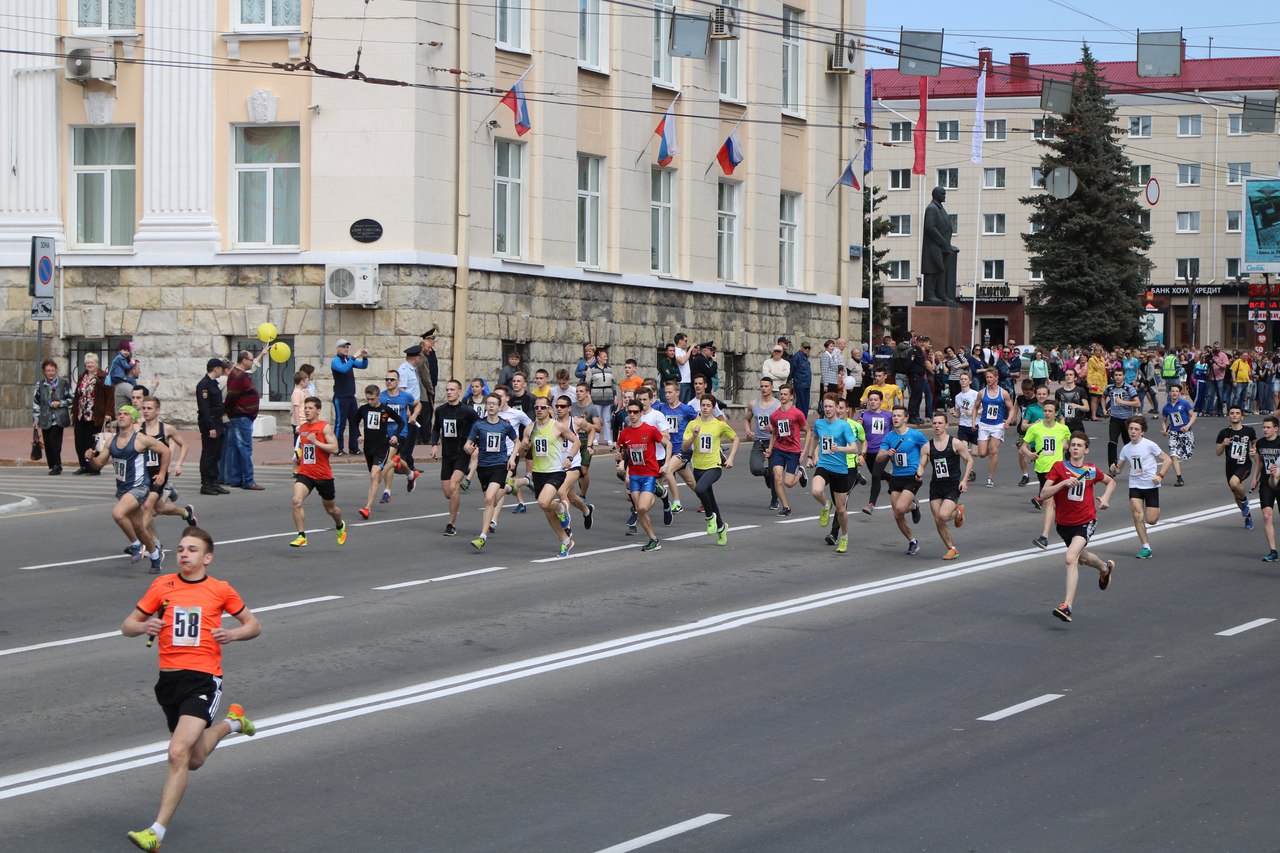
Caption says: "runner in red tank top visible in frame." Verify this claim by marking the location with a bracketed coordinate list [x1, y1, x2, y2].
[289, 396, 346, 547]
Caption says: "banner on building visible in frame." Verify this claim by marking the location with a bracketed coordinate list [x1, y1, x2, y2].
[1244, 178, 1280, 273]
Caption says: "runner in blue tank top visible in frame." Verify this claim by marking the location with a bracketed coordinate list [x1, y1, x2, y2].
[83, 405, 171, 572]
[971, 368, 1017, 488]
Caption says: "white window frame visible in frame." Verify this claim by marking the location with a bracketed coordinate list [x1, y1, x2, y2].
[1175, 211, 1200, 233]
[496, 0, 530, 52]
[1227, 210, 1243, 233]
[1227, 162, 1251, 185]
[936, 167, 958, 189]
[578, 0, 607, 72]
[888, 214, 911, 236]
[1032, 118, 1054, 140]
[71, 125, 136, 249]
[1176, 258, 1200, 280]
[717, 0, 742, 101]
[1177, 163, 1201, 186]
[576, 154, 603, 268]
[1228, 114, 1249, 136]
[233, 0, 302, 30]
[947, 213, 958, 235]
[889, 168, 911, 190]
[983, 167, 1006, 189]
[780, 7, 803, 115]
[1130, 164, 1152, 187]
[716, 180, 740, 282]
[651, 167, 675, 275]
[1028, 218, 1045, 235]
[1128, 115, 1152, 138]
[1134, 210, 1151, 232]
[1028, 266, 1044, 281]
[936, 120, 959, 142]
[1226, 257, 1242, 279]
[232, 124, 301, 249]
[493, 139, 525, 259]
[889, 121, 912, 143]
[887, 259, 910, 281]
[778, 191, 802, 288]
[73, 0, 136, 33]
[1031, 167, 1045, 188]
[652, 1, 677, 86]
[982, 213, 1006, 236]
[984, 118, 1007, 141]
[1177, 114, 1202, 137]
[982, 260, 1005, 281]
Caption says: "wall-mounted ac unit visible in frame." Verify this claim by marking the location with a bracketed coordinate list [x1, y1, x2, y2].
[709, 6, 737, 40]
[64, 38, 115, 83]
[827, 33, 856, 74]
[324, 263, 381, 306]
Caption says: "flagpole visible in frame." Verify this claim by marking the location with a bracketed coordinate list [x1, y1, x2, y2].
[867, 169, 875, 348]
[635, 90, 682, 167]
[473, 63, 533, 137]
[704, 111, 747, 176]
[971, 180, 982, 352]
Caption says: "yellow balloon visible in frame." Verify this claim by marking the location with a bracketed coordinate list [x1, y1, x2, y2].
[257, 322, 278, 343]
[269, 341, 291, 363]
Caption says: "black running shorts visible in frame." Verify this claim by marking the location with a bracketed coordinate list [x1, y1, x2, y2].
[154, 669, 223, 733]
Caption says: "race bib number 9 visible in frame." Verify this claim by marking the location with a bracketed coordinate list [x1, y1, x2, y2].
[171, 606, 203, 647]
[894, 451, 908, 470]
[699, 433, 714, 453]
[485, 433, 503, 453]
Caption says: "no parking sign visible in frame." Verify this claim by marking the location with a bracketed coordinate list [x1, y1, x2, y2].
[28, 236, 56, 298]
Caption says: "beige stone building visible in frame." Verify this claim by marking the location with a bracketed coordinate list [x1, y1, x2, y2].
[871, 49, 1280, 350]
[0, 0, 869, 428]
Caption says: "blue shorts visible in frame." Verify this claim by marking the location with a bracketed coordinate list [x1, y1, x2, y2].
[628, 475, 658, 494]
[772, 449, 802, 474]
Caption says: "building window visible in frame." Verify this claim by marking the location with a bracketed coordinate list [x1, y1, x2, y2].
[780, 8, 802, 114]
[1029, 266, 1044, 281]
[1130, 164, 1152, 186]
[1227, 162, 1251, 185]
[236, 0, 301, 29]
[889, 121, 912, 143]
[1227, 210, 1243, 233]
[1031, 167, 1045, 188]
[69, 338, 110, 379]
[936, 168, 958, 189]
[889, 168, 911, 190]
[493, 139, 524, 258]
[936, 120, 958, 142]
[983, 167, 1005, 189]
[887, 259, 910, 281]
[1227, 258, 1242, 279]
[1176, 258, 1200, 280]
[1134, 210, 1151, 232]
[984, 119, 1007, 141]
[1128, 116, 1152, 138]
[76, 0, 135, 31]
[233, 335, 296, 403]
[651, 168, 674, 274]
[233, 125, 300, 248]
[982, 213, 1006, 235]
[948, 213, 958, 234]
[778, 192, 801, 288]
[72, 126, 136, 248]
[496, 0, 528, 51]
[1178, 115, 1202, 137]
[716, 180, 739, 281]
[1032, 118, 1054, 140]
[578, 0, 605, 70]
[888, 214, 911, 236]
[1028, 218, 1045, 235]
[1228, 114, 1249, 136]
[717, 0, 741, 100]
[1176, 211, 1200, 233]
[982, 260, 1005, 280]
[576, 155, 603, 267]
[1177, 163, 1201, 186]
[652, 1, 675, 84]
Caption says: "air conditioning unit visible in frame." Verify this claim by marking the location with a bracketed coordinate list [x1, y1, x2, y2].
[324, 263, 382, 306]
[64, 38, 115, 83]
[827, 32, 856, 74]
[709, 6, 737, 40]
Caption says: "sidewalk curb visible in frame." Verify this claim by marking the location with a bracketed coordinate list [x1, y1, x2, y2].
[0, 495, 39, 516]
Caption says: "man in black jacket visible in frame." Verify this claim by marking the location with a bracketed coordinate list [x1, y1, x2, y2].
[689, 341, 718, 388]
[196, 358, 229, 495]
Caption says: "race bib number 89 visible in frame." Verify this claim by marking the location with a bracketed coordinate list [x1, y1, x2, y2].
[534, 437, 549, 457]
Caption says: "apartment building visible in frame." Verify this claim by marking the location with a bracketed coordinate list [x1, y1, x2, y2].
[871, 49, 1280, 351]
[0, 0, 867, 428]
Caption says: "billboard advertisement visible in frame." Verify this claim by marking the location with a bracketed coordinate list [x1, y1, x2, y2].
[1138, 312, 1164, 348]
[1244, 177, 1280, 273]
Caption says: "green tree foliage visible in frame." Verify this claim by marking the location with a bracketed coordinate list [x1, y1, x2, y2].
[862, 182, 892, 334]
[1021, 45, 1152, 348]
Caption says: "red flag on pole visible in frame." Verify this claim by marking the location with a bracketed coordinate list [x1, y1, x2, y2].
[912, 76, 928, 176]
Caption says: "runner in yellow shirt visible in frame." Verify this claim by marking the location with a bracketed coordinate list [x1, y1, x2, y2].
[681, 395, 740, 545]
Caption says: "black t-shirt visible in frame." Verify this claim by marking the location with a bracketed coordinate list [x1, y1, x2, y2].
[1055, 385, 1086, 425]
[1256, 436, 1280, 480]
[1217, 425, 1256, 471]
[432, 402, 480, 456]
[356, 404, 402, 452]
[508, 392, 535, 419]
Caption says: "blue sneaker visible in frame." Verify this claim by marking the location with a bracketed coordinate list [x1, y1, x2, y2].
[1245, 513, 1254, 530]
[1264, 550, 1279, 562]
[627, 509, 638, 527]
[128, 542, 142, 564]
[556, 503, 571, 530]
[513, 502, 527, 514]
[663, 504, 673, 526]
[557, 538, 574, 558]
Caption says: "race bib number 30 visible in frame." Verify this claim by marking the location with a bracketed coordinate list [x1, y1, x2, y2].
[778, 420, 792, 437]
[171, 606, 203, 647]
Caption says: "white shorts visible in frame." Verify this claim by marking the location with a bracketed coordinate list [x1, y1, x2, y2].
[977, 422, 1006, 443]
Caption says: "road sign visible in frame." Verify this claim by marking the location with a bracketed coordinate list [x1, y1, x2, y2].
[29, 236, 56, 298]
[1258, 323, 1268, 334]
[1258, 345, 1267, 355]
[30, 296, 53, 321]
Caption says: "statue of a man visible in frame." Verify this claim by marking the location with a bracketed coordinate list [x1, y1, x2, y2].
[922, 186, 960, 306]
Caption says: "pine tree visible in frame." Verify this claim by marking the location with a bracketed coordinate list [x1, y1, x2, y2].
[1022, 45, 1153, 348]
[862, 183, 892, 334]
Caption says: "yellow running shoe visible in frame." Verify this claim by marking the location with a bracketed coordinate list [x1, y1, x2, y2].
[126, 828, 161, 851]
[226, 703, 256, 737]
[716, 524, 728, 546]
[835, 536, 848, 553]
[335, 521, 347, 546]
[288, 534, 307, 547]
[818, 504, 830, 527]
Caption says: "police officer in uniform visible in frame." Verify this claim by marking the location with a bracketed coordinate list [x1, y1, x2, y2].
[197, 358, 229, 495]
[416, 328, 441, 440]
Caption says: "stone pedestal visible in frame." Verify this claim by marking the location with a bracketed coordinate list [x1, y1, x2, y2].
[911, 302, 969, 350]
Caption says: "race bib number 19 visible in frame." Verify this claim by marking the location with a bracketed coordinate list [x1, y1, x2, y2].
[699, 434, 714, 453]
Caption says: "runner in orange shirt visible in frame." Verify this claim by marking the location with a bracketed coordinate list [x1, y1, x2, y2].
[121, 527, 261, 851]
[289, 396, 347, 547]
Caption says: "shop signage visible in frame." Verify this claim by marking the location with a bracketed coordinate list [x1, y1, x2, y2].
[957, 282, 1021, 303]
[1149, 283, 1248, 296]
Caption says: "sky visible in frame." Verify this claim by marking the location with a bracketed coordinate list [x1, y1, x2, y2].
[865, 0, 1280, 68]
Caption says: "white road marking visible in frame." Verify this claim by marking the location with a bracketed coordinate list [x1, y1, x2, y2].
[977, 694, 1065, 722]
[374, 567, 508, 590]
[776, 514, 819, 524]
[252, 596, 343, 613]
[1215, 618, 1275, 637]
[530, 543, 641, 563]
[666, 524, 759, 542]
[594, 814, 730, 853]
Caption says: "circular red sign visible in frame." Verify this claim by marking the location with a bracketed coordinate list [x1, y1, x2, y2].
[1145, 178, 1160, 206]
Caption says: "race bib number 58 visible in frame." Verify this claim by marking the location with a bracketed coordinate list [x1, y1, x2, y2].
[171, 606, 203, 647]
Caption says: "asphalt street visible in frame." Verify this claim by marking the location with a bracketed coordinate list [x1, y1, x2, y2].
[1, 416, 1278, 852]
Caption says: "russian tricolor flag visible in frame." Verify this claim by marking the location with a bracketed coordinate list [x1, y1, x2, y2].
[839, 158, 861, 190]
[716, 128, 744, 175]
[500, 77, 531, 137]
[655, 103, 679, 166]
